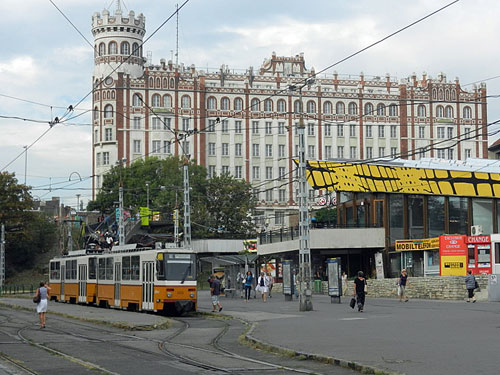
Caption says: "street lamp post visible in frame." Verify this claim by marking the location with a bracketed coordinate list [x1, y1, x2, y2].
[76, 194, 81, 212]
[145, 181, 150, 210]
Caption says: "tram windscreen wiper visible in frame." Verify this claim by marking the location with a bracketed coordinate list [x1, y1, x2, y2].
[180, 263, 191, 284]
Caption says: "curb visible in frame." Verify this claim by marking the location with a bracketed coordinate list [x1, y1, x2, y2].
[244, 322, 403, 375]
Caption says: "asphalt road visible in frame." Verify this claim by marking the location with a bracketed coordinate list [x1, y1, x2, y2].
[197, 291, 500, 375]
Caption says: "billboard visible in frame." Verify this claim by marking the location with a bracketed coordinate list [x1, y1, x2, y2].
[439, 235, 467, 276]
[395, 238, 439, 251]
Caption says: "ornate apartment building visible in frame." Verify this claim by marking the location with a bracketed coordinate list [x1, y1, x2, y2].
[92, 7, 488, 229]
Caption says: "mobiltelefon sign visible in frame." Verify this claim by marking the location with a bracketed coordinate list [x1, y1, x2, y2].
[395, 238, 439, 251]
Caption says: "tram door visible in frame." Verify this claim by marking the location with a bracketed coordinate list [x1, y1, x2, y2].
[142, 261, 154, 311]
[60, 264, 65, 301]
[78, 264, 87, 303]
[114, 262, 121, 307]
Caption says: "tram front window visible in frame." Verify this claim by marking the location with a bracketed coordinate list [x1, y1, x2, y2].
[157, 253, 195, 281]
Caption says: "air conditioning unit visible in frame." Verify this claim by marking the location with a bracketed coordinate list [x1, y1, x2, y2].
[471, 225, 483, 236]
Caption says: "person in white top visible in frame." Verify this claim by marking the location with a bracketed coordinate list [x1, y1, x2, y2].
[257, 272, 270, 302]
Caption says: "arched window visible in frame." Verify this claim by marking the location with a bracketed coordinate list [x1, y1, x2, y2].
[93, 106, 99, 120]
[169, 78, 175, 88]
[98, 42, 106, 56]
[336, 102, 345, 115]
[132, 42, 140, 57]
[103, 104, 113, 118]
[417, 105, 426, 117]
[364, 102, 374, 115]
[156, 78, 160, 88]
[234, 97, 243, 111]
[445, 106, 453, 118]
[162, 78, 167, 88]
[294, 100, 302, 114]
[277, 99, 286, 113]
[152, 94, 161, 107]
[463, 106, 472, 119]
[388, 104, 398, 116]
[132, 94, 142, 107]
[436, 105, 444, 117]
[120, 41, 130, 55]
[207, 97, 216, 110]
[163, 95, 172, 108]
[348, 102, 357, 115]
[181, 95, 191, 108]
[264, 99, 273, 112]
[251, 98, 260, 112]
[323, 101, 332, 114]
[108, 41, 118, 55]
[376, 103, 386, 116]
[445, 89, 450, 101]
[306, 100, 316, 113]
[221, 97, 230, 110]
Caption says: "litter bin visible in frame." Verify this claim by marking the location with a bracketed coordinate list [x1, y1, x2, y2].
[314, 279, 322, 293]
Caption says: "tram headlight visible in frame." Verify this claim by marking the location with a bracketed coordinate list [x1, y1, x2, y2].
[167, 292, 173, 298]
[190, 293, 195, 298]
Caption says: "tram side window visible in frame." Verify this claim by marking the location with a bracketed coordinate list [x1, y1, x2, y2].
[98, 258, 106, 280]
[105, 257, 113, 280]
[89, 258, 97, 280]
[131, 256, 140, 280]
[496, 243, 500, 265]
[122, 256, 131, 280]
[65, 260, 77, 280]
[50, 262, 60, 280]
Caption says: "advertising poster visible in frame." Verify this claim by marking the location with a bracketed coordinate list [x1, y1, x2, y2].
[327, 258, 340, 297]
[439, 235, 467, 276]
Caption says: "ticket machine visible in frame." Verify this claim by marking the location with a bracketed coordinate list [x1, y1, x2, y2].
[488, 234, 500, 274]
[466, 235, 492, 275]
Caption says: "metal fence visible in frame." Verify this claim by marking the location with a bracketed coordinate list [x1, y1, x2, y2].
[0, 284, 35, 295]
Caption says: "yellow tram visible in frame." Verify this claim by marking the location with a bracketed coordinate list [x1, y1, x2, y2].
[49, 244, 197, 314]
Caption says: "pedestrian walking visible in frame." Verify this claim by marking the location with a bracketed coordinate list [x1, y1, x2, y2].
[35, 281, 51, 328]
[397, 269, 409, 302]
[257, 272, 269, 302]
[209, 275, 223, 312]
[465, 269, 477, 303]
[353, 271, 367, 312]
[341, 271, 348, 296]
[243, 271, 253, 302]
[266, 272, 274, 298]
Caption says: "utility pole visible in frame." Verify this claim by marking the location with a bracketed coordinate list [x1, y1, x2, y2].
[291, 79, 314, 311]
[1, 224, 5, 291]
[67, 221, 73, 252]
[183, 158, 191, 249]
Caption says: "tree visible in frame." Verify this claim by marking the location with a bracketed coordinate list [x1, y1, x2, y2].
[87, 156, 257, 238]
[0, 172, 57, 275]
[204, 174, 256, 237]
[313, 207, 337, 227]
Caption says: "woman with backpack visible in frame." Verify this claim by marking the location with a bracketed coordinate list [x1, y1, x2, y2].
[257, 272, 269, 302]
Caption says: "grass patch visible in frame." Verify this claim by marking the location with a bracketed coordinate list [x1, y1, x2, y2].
[0, 301, 171, 331]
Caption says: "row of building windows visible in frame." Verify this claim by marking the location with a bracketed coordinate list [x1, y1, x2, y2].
[98, 100, 475, 122]
[96, 41, 142, 57]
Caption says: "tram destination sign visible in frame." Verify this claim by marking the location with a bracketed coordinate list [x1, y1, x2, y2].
[395, 238, 439, 252]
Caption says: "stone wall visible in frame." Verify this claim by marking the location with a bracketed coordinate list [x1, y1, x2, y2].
[273, 275, 489, 301]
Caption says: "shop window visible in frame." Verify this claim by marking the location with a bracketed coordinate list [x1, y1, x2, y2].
[448, 197, 468, 235]
[389, 195, 404, 241]
[427, 196, 445, 237]
[408, 195, 424, 239]
[472, 199, 493, 234]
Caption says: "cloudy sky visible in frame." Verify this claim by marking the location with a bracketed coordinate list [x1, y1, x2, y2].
[1, 0, 499, 208]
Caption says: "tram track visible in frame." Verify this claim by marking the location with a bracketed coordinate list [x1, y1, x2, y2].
[0, 306, 339, 374]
